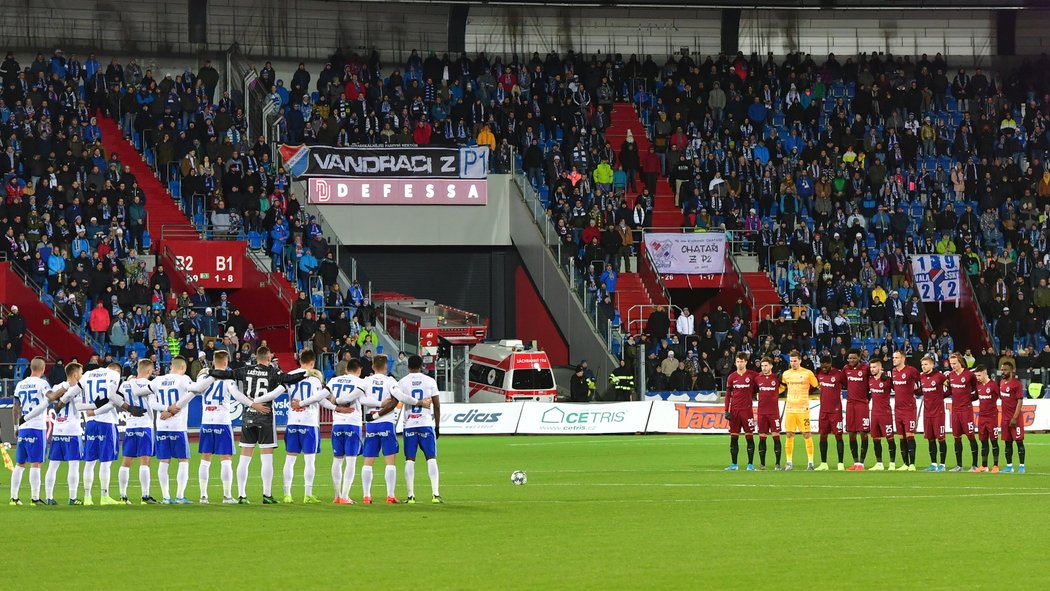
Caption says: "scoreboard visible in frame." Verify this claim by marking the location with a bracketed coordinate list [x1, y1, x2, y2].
[166, 241, 245, 289]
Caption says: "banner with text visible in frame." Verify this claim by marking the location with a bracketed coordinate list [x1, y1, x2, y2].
[516, 402, 652, 434]
[280, 144, 489, 179]
[437, 403, 523, 435]
[644, 233, 727, 275]
[308, 178, 488, 205]
[911, 254, 961, 302]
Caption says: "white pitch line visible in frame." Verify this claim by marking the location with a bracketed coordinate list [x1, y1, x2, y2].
[449, 491, 1050, 504]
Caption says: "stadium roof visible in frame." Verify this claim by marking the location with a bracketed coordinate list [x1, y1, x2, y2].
[349, 0, 1042, 9]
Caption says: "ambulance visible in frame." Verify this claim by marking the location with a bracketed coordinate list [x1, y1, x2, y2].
[467, 340, 557, 402]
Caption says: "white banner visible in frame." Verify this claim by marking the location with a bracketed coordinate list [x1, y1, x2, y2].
[437, 403, 523, 435]
[644, 232, 726, 275]
[516, 402, 652, 434]
[911, 255, 961, 302]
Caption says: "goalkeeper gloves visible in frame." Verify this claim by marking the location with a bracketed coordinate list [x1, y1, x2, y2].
[126, 406, 147, 417]
[94, 397, 109, 408]
[364, 410, 381, 423]
[723, 411, 732, 420]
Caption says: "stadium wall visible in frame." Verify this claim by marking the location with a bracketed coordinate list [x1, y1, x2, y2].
[7, 3, 1050, 61]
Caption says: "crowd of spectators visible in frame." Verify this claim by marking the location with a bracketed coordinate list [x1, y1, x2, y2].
[3, 45, 1050, 391]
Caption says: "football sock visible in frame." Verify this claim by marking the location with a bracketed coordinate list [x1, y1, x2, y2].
[405, 460, 416, 497]
[384, 465, 397, 498]
[991, 439, 1000, 466]
[758, 438, 767, 465]
[260, 454, 274, 497]
[282, 455, 297, 496]
[819, 436, 828, 463]
[176, 462, 189, 498]
[873, 439, 883, 463]
[340, 457, 357, 499]
[99, 462, 111, 496]
[139, 465, 151, 498]
[938, 440, 947, 465]
[237, 454, 252, 498]
[773, 437, 782, 465]
[804, 438, 814, 463]
[928, 440, 938, 463]
[954, 438, 963, 466]
[29, 466, 41, 499]
[968, 435, 978, 466]
[1005, 441, 1013, 464]
[887, 438, 897, 463]
[744, 435, 755, 465]
[849, 434, 859, 462]
[362, 465, 374, 498]
[118, 466, 130, 497]
[83, 460, 95, 497]
[836, 436, 845, 463]
[331, 457, 344, 497]
[10, 465, 24, 499]
[729, 436, 739, 464]
[198, 460, 211, 496]
[158, 462, 170, 499]
[427, 458, 440, 496]
[45, 462, 59, 499]
[908, 437, 917, 465]
[1017, 442, 1026, 465]
[898, 437, 908, 465]
[980, 438, 990, 467]
[785, 437, 794, 462]
[68, 460, 80, 499]
[220, 460, 233, 498]
[303, 455, 316, 496]
[860, 435, 869, 462]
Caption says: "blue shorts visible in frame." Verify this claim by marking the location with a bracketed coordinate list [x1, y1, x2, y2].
[198, 424, 235, 456]
[16, 428, 46, 464]
[49, 435, 83, 462]
[362, 424, 399, 458]
[285, 425, 320, 454]
[84, 422, 119, 462]
[403, 427, 438, 460]
[122, 427, 154, 458]
[331, 425, 362, 457]
[155, 431, 190, 460]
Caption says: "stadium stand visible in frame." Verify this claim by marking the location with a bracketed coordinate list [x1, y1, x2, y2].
[2, 47, 1049, 394]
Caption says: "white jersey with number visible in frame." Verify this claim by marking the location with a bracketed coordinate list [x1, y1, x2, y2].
[327, 375, 364, 427]
[153, 374, 197, 432]
[199, 379, 248, 426]
[285, 371, 327, 428]
[359, 374, 413, 426]
[53, 385, 85, 436]
[80, 368, 123, 425]
[120, 377, 155, 429]
[14, 377, 53, 431]
[398, 373, 439, 429]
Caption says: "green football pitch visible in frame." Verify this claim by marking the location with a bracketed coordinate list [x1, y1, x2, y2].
[5, 434, 1050, 590]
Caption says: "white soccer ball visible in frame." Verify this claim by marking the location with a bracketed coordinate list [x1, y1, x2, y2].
[511, 470, 528, 485]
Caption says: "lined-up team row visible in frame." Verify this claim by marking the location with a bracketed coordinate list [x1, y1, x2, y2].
[721, 350, 1027, 473]
[9, 350, 444, 506]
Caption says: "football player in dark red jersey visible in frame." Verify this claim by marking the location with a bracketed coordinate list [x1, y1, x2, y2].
[998, 359, 1026, 473]
[723, 353, 758, 471]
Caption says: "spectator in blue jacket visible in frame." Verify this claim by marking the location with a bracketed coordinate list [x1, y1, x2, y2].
[270, 216, 289, 271]
[297, 248, 319, 290]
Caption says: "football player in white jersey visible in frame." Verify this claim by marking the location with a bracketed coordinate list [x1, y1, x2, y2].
[152, 357, 213, 504]
[257, 350, 331, 504]
[115, 359, 165, 505]
[397, 355, 443, 504]
[357, 354, 430, 505]
[79, 363, 124, 505]
[323, 358, 366, 504]
[10, 358, 62, 505]
[44, 363, 94, 505]
[174, 351, 269, 504]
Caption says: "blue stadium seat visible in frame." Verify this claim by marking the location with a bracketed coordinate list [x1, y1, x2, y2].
[247, 231, 264, 250]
